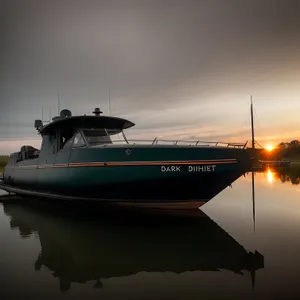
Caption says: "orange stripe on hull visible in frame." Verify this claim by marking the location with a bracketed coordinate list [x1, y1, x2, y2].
[37, 165, 54, 169]
[106, 161, 236, 167]
[68, 159, 237, 168]
[14, 159, 238, 169]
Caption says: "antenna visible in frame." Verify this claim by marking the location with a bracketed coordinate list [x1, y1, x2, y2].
[57, 93, 60, 115]
[250, 95, 255, 151]
[108, 87, 112, 116]
[250, 97, 256, 232]
[42, 104, 44, 121]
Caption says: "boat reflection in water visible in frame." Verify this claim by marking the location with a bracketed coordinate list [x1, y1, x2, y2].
[3, 199, 264, 293]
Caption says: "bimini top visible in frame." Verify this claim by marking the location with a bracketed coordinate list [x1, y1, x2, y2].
[35, 108, 135, 135]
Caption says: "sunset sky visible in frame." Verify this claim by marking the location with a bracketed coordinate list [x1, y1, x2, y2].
[1, 0, 300, 154]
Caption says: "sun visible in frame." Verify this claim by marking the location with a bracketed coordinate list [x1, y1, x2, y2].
[265, 144, 274, 152]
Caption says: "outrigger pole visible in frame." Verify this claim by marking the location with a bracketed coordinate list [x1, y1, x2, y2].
[250, 95, 256, 232]
[250, 95, 255, 151]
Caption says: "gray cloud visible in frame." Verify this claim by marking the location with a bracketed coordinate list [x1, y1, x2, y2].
[1, 0, 300, 152]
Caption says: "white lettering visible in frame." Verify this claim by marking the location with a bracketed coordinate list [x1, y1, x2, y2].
[188, 165, 216, 172]
[161, 165, 216, 172]
[161, 165, 181, 172]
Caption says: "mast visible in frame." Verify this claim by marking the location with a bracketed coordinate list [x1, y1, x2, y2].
[57, 93, 61, 115]
[250, 95, 255, 151]
[250, 95, 256, 235]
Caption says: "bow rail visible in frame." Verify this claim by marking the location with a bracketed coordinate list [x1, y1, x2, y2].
[110, 137, 248, 149]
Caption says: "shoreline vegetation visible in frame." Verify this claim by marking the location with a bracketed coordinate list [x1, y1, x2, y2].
[259, 140, 300, 162]
[0, 155, 9, 168]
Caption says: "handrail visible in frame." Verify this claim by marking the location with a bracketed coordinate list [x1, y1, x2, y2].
[108, 138, 248, 148]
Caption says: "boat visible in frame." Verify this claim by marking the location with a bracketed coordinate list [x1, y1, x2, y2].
[252, 160, 291, 172]
[259, 160, 291, 167]
[0, 107, 253, 209]
[2, 200, 264, 293]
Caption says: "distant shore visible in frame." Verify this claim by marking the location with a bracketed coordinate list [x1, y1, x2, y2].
[0, 156, 9, 168]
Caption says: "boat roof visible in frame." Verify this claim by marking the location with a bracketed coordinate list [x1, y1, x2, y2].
[38, 110, 135, 135]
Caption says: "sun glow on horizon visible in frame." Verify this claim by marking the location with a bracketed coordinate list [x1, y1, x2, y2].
[265, 144, 274, 152]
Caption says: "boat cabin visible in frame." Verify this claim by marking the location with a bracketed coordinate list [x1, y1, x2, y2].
[14, 108, 135, 164]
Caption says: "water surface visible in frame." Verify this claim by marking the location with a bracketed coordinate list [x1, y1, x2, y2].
[1, 167, 300, 299]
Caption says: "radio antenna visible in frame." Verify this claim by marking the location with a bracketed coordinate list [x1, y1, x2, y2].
[57, 93, 61, 114]
[108, 87, 112, 116]
[250, 95, 255, 152]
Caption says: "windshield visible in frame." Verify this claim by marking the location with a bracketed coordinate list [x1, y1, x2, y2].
[82, 129, 128, 146]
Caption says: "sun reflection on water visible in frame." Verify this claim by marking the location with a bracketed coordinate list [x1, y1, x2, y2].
[267, 168, 274, 183]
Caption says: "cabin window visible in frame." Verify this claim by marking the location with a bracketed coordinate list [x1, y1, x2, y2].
[16, 145, 40, 162]
[62, 137, 74, 149]
[82, 129, 112, 146]
[73, 132, 86, 148]
[60, 131, 76, 150]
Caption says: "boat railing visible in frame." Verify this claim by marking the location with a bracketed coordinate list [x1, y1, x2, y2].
[110, 138, 248, 148]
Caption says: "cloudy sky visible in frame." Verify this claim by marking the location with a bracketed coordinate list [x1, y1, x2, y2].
[1, 0, 300, 154]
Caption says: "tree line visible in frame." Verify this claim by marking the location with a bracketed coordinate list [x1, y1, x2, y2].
[260, 140, 300, 161]
[0, 155, 9, 167]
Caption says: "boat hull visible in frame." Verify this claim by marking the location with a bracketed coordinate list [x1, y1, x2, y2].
[0, 169, 244, 208]
[2, 146, 251, 208]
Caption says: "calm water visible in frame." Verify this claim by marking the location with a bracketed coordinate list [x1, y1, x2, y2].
[1, 167, 300, 299]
